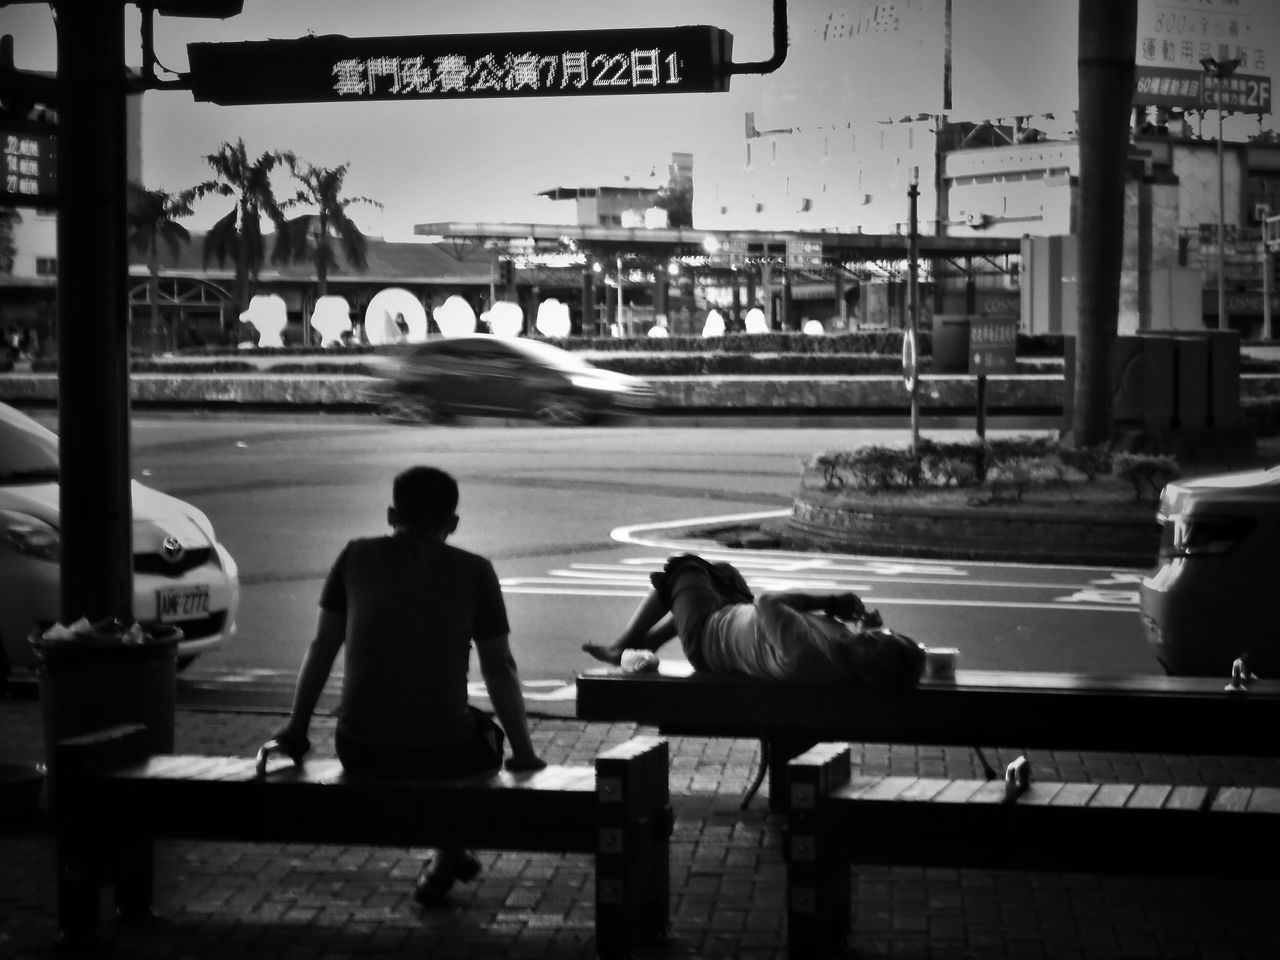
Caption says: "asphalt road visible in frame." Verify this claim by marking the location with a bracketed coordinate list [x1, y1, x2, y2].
[21, 411, 1157, 708]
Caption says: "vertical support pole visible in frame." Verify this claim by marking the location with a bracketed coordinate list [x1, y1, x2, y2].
[766, 734, 820, 814]
[786, 743, 853, 959]
[595, 736, 670, 959]
[908, 167, 921, 452]
[580, 268, 595, 337]
[976, 375, 987, 438]
[55, 0, 133, 626]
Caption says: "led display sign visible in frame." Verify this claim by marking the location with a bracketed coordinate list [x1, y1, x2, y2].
[1, 123, 57, 207]
[187, 26, 734, 105]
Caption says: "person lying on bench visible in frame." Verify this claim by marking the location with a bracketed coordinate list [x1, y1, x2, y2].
[271, 466, 546, 906]
[583, 553, 926, 689]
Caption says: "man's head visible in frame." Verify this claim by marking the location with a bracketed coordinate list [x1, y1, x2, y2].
[388, 466, 459, 538]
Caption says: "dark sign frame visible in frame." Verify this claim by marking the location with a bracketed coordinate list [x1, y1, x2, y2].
[187, 25, 734, 106]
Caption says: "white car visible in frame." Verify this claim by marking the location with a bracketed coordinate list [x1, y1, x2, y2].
[0, 402, 239, 679]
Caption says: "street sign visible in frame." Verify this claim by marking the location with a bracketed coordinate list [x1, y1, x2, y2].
[187, 25, 734, 105]
[1, 121, 57, 207]
[786, 238, 823, 270]
[968, 316, 1017, 376]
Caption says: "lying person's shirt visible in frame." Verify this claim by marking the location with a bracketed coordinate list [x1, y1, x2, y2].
[698, 597, 924, 688]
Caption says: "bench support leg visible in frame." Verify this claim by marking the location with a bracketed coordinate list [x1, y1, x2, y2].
[114, 835, 156, 922]
[766, 736, 819, 814]
[786, 744, 853, 959]
[595, 737, 671, 959]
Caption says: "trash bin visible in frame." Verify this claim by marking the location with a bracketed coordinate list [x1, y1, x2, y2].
[33, 626, 179, 797]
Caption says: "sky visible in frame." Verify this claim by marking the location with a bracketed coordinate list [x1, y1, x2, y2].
[3, 0, 1278, 240]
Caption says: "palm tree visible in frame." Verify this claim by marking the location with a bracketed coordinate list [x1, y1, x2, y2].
[192, 139, 292, 316]
[0, 206, 20, 276]
[1073, 0, 1138, 447]
[126, 181, 193, 351]
[274, 160, 381, 343]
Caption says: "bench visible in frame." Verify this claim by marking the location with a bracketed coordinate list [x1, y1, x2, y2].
[53, 724, 672, 960]
[784, 742, 1280, 958]
[576, 664, 1280, 810]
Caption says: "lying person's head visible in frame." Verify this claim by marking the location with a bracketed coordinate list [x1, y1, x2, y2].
[838, 626, 927, 691]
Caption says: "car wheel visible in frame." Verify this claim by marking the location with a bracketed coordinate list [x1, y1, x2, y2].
[378, 396, 437, 424]
[533, 394, 591, 426]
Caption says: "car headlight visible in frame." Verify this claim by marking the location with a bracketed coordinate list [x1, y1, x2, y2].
[569, 374, 621, 392]
[0, 510, 60, 562]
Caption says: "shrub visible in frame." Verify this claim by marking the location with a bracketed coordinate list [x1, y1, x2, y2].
[1113, 453, 1179, 502]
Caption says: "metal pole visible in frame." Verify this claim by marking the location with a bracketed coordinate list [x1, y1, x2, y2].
[1217, 87, 1227, 331]
[908, 167, 921, 452]
[55, 1, 134, 625]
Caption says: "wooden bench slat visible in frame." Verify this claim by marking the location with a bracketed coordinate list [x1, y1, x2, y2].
[1088, 783, 1136, 808]
[1017, 782, 1066, 805]
[1048, 783, 1099, 807]
[829, 777, 890, 802]
[858, 777, 918, 801]
[966, 781, 1008, 804]
[1211, 786, 1252, 812]
[932, 779, 989, 804]
[1127, 784, 1173, 809]
[1165, 785, 1211, 811]
[897, 778, 952, 801]
[1247, 787, 1280, 814]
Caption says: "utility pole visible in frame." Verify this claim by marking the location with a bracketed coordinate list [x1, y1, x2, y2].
[1201, 56, 1240, 331]
[907, 166, 921, 452]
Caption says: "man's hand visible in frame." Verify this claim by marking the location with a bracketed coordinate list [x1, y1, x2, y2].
[504, 754, 547, 774]
[824, 592, 869, 621]
[268, 723, 311, 763]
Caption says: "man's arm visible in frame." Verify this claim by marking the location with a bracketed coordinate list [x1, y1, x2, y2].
[272, 608, 345, 756]
[757, 590, 871, 620]
[476, 633, 545, 772]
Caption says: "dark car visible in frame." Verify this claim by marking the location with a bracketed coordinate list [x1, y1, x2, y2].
[1139, 463, 1280, 677]
[374, 335, 656, 425]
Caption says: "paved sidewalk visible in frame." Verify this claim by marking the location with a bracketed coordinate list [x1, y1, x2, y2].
[3, 696, 1280, 959]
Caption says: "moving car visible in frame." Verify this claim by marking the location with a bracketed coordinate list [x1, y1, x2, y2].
[375, 335, 656, 425]
[0, 402, 239, 679]
[1139, 463, 1280, 677]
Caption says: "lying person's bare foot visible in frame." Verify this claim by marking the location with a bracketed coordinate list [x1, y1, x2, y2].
[582, 643, 625, 665]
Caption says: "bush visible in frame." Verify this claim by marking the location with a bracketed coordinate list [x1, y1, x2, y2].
[1243, 395, 1280, 437]
[810, 436, 1121, 497]
[1113, 453, 1179, 502]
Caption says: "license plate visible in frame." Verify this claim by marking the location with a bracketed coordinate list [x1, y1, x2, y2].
[156, 585, 211, 622]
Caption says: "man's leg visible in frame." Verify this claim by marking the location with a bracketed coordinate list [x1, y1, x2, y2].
[583, 590, 675, 664]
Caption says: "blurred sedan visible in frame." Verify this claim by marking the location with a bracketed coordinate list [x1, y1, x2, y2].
[374, 335, 655, 425]
[1139, 463, 1280, 677]
[0, 402, 239, 679]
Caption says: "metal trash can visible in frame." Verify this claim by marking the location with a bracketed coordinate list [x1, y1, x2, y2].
[33, 627, 179, 793]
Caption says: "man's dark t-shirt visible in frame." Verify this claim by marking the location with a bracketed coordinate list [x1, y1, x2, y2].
[319, 534, 509, 752]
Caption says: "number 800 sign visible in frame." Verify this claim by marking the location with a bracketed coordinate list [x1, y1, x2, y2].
[189, 25, 734, 106]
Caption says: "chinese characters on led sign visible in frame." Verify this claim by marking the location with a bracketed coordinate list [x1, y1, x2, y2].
[188, 26, 733, 105]
[2, 128, 57, 205]
[333, 49, 691, 99]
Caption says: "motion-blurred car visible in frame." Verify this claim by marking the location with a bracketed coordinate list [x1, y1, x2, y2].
[374, 335, 656, 425]
[1139, 463, 1280, 677]
[0, 402, 239, 679]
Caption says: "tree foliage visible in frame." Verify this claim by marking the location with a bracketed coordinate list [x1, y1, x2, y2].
[191, 139, 292, 312]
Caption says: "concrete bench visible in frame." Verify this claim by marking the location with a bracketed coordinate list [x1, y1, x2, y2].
[53, 724, 671, 960]
[576, 663, 1280, 810]
[784, 742, 1280, 957]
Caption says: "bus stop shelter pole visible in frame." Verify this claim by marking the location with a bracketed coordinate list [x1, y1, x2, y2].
[54, 1, 135, 626]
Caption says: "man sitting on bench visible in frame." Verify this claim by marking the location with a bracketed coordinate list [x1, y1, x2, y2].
[583, 553, 926, 690]
[271, 466, 546, 905]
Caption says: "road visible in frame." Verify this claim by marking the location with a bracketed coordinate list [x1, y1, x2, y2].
[112, 413, 1155, 707]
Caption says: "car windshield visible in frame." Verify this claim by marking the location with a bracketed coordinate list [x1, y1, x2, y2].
[500, 337, 601, 374]
[0, 405, 59, 483]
